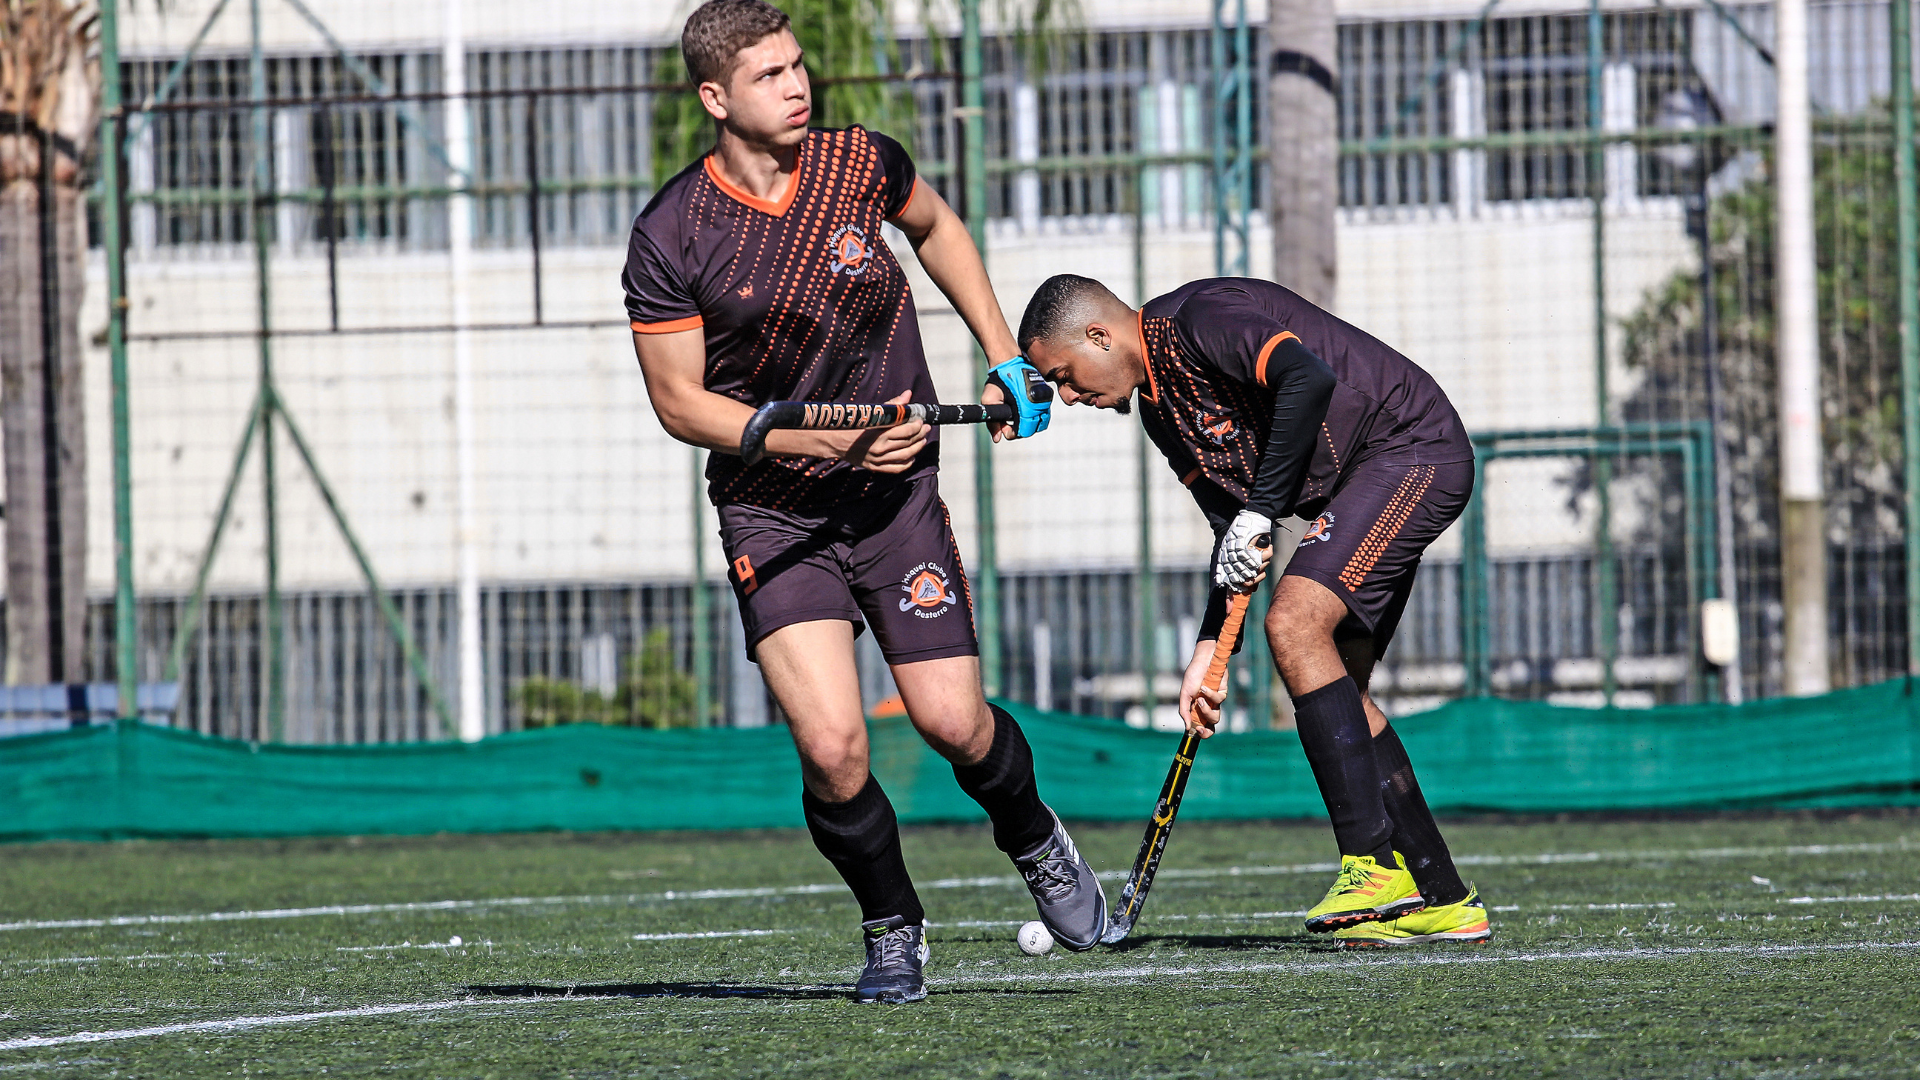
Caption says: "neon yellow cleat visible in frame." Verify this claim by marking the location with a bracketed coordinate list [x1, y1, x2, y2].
[1333, 887, 1492, 947]
[1302, 852, 1425, 933]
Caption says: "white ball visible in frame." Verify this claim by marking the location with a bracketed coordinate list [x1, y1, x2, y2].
[447, 935, 463, 947]
[1016, 920, 1054, 955]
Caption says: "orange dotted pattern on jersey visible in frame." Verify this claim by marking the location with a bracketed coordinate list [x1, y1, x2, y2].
[1137, 315, 1274, 504]
[1338, 465, 1435, 591]
[692, 128, 917, 513]
[1296, 423, 1341, 503]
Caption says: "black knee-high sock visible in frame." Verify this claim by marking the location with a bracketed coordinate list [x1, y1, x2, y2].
[803, 776, 925, 926]
[1292, 677, 1395, 866]
[950, 704, 1054, 857]
[1373, 725, 1469, 906]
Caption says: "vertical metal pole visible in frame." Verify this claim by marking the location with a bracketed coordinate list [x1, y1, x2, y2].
[691, 447, 712, 727]
[525, 93, 544, 326]
[1894, 0, 1920, 677]
[102, 0, 139, 718]
[1133, 165, 1147, 304]
[251, 0, 284, 739]
[960, 0, 999, 695]
[38, 129, 67, 685]
[1131, 162, 1156, 717]
[1211, 0, 1229, 275]
[1776, 0, 1828, 695]
[319, 106, 339, 332]
[1462, 453, 1489, 696]
[1588, 0, 1616, 705]
[1248, 573, 1273, 727]
[1700, 172, 1743, 702]
[1211, 0, 1253, 277]
[1136, 426, 1155, 723]
[1680, 439, 1704, 701]
[1233, 0, 1251, 273]
[447, 0, 483, 740]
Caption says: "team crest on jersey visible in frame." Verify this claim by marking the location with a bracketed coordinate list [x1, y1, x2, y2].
[1199, 414, 1239, 446]
[1299, 511, 1336, 546]
[829, 225, 872, 276]
[898, 562, 957, 618]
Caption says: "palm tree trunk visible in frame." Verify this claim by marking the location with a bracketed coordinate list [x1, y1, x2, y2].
[52, 167, 87, 685]
[0, 1, 99, 688]
[1267, 0, 1339, 307]
[0, 158, 87, 686]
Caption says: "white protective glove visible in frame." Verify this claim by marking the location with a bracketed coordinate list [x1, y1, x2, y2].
[1213, 509, 1274, 591]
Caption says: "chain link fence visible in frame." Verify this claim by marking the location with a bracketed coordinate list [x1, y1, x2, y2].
[48, 0, 1920, 740]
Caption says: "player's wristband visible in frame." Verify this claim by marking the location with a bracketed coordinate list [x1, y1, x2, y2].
[984, 356, 1054, 439]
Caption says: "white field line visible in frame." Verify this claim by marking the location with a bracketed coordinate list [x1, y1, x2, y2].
[9, 893, 1902, 967]
[959, 840, 1916, 891]
[0, 953, 229, 967]
[335, 940, 486, 953]
[0, 897, 608, 934]
[653, 893, 1911, 940]
[0, 999, 536, 1052]
[4, 938, 1917, 1052]
[931, 939, 1920, 989]
[1489, 895, 1674, 903]
[0, 839, 1909, 935]
[1785, 892, 1920, 905]
[629, 929, 796, 942]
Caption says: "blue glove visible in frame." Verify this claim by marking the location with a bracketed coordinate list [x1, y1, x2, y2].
[985, 356, 1054, 439]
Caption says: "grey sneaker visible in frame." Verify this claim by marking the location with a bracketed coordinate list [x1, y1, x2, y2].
[854, 916, 929, 1004]
[1013, 807, 1108, 951]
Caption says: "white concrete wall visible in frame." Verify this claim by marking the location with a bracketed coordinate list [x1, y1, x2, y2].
[79, 193, 1695, 595]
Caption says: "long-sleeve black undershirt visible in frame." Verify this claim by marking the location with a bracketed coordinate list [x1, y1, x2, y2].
[1244, 336, 1336, 521]
[1193, 336, 1336, 645]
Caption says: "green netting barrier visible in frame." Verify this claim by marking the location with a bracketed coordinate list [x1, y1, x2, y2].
[3, 679, 1918, 842]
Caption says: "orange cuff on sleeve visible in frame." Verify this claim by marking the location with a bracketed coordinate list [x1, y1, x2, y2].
[886, 177, 922, 222]
[632, 315, 705, 334]
[1254, 331, 1301, 386]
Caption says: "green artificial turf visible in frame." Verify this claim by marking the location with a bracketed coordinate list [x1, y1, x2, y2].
[0, 812, 1915, 1078]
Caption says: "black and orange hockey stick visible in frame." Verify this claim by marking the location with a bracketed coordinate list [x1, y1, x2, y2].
[738, 368, 1054, 466]
[738, 401, 1016, 465]
[1100, 584, 1259, 946]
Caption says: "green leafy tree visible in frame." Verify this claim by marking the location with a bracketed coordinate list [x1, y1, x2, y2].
[1610, 114, 1906, 688]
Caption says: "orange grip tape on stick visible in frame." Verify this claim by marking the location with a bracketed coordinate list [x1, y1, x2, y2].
[1202, 592, 1251, 695]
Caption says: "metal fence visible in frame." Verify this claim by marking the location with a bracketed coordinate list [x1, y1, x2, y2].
[56, 0, 1920, 740]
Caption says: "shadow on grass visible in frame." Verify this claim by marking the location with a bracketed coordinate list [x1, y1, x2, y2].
[464, 982, 1075, 1001]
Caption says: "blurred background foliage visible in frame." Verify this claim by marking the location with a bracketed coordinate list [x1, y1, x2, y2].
[516, 629, 702, 729]
[649, 0, 1075, 188]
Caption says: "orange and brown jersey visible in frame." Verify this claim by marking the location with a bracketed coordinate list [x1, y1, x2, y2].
[1136, 278, 1472, 532]
[623, 127, 936, 510]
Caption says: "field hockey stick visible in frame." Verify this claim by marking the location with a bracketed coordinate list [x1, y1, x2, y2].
[1100, 581, 1260, 947]
[738, 401, 1017, 465]
[738, 366, 1053, 466]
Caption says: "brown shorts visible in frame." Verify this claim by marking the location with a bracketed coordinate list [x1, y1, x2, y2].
[1285, 459, 1474, 654]
[717, 476, 979, 665]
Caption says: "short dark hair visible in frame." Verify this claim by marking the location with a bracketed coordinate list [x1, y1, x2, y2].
[681, 0, 793, 87]
[1018, 274, 1121, 354]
